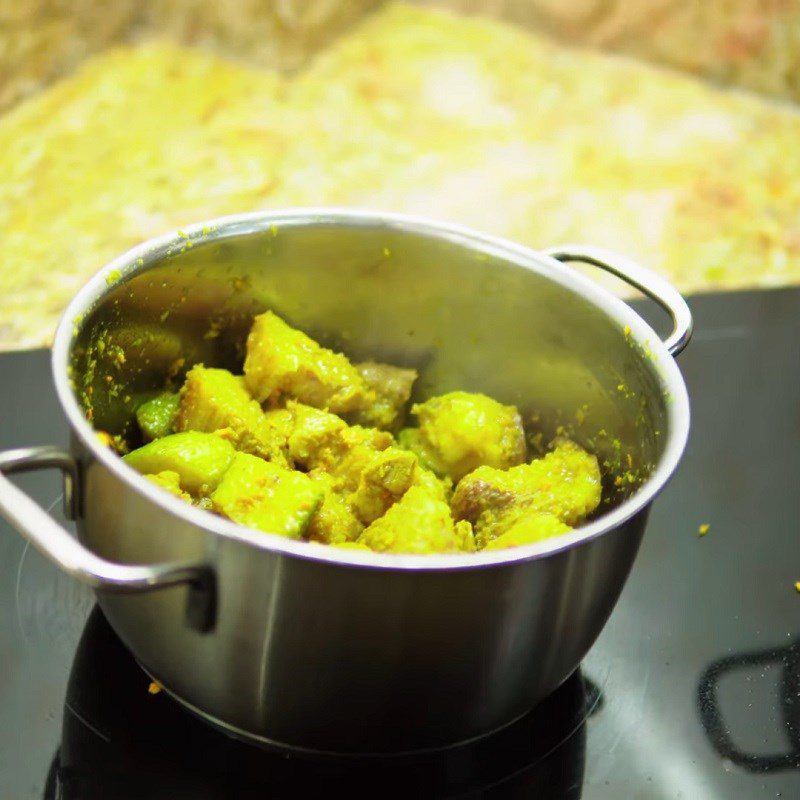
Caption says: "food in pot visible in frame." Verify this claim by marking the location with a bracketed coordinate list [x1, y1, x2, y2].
[482, 514, 572, 552]
[209, 453, 323, 538]
[348, 361, 418, 432]
[136, 393, 180, 442]
[358, 486, 476, 555]
[305, 470, 364, 545]
[175, 365, 291, 466]
[124, 431, 236, 495]
[398, 391, 526, 482]
[144, 470, 191, 502]
[116, 311, 602, 553]
[244, 310, 370, 413]
[450, 440, 602, 549]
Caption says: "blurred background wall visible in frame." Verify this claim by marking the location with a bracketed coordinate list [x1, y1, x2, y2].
[3, 0, 799, 116]
[422, 0, 800, 104]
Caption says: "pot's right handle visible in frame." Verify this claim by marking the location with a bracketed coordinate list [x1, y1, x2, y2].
[0, 446, 215, 631]
[543, 245, 693, 357]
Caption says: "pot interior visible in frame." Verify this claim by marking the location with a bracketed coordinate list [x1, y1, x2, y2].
[69, 215, 674, 512]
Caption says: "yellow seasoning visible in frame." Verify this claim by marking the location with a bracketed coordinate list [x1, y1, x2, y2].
[698, 523, 710, 537]
[147, 681, 162, 695]
[95, 431, 114, 448]
[794, 581, 800, 593]
[105, 269, 122, 286]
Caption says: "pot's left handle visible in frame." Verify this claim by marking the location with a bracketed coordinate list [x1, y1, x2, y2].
[0, 446, 215, 631]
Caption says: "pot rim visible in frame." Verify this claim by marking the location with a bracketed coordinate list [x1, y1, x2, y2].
[52, 208, 690, 572]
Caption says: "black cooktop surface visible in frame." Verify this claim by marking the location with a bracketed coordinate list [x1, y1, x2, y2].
[1, 288, 799, 799]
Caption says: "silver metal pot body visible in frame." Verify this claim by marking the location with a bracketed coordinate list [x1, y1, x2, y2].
[0, 210, 691, 754]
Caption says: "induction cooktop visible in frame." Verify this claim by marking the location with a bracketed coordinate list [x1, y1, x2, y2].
[1, 288, 798, 798]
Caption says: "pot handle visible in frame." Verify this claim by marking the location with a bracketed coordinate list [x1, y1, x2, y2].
[0, 446, 215, 630]
[543, 245, 693, 357]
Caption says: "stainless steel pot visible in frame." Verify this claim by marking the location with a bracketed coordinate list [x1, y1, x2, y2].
[0, 210, 691, 755]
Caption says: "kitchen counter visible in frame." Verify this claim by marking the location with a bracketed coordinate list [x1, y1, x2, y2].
[3, 3, 800, 350]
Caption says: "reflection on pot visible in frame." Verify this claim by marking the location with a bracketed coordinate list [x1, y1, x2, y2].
[698, 638, 800, 772]
[46, 607, 604, 799]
